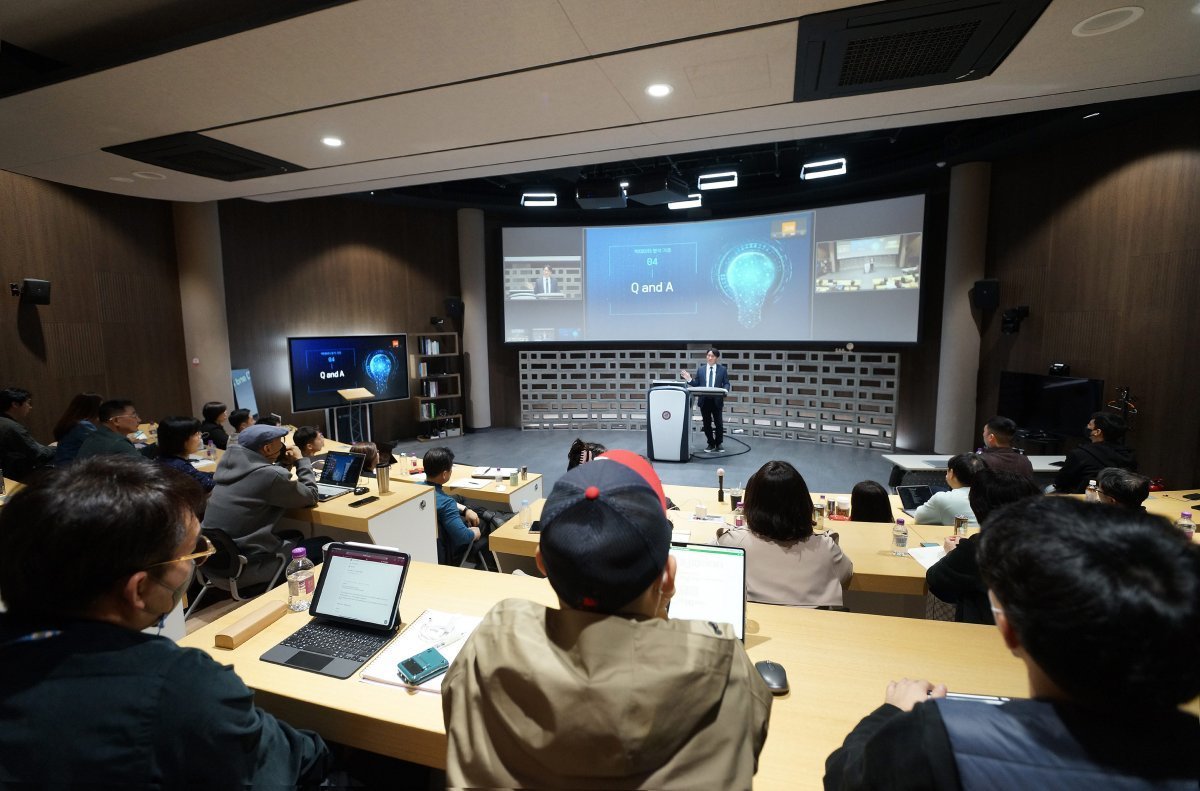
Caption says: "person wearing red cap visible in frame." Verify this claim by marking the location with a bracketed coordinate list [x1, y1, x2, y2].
[442, 449, 772, 789]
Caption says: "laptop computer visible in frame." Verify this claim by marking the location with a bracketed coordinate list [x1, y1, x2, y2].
[667, 543, 747, 640]
[261, 542, 410, 679]
[896, 484, 950, 516]
[315, 450, 366, 501]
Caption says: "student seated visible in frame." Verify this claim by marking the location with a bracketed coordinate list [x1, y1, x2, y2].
[0, 457, 331, 787]
[566, 437, 606, 470]
[926, 470, 1041, 624]
[154, 415, 215, 492]
[825, 497, 1199, 789]
[228, 407, 255, 435]
[1052, 412, 1137, 493]
[422, 446, 482, 564]
[914, 453, 985, 526]
[849, 480, 893, 523]
[718, 460, 853, 607]
[199, 400, 230, 450]
[0, 386, 55, 480]
[76, 399, 147, 461]
[1096, 466, 1151, 509]
[349, 441, 380, 475]
[51, 391, 102, 466]
[292, 425, 325, 459]
[442, 450, 772, 788]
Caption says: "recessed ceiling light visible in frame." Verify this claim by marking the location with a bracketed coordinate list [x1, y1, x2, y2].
[1072, 6, 1144, 37]
[667, 193, 702, 210]
[132, 171, 166, 180]
[800, 158, 847, 180]
[645, 83, 673, 98]
[520, 192, 557, 207]
[109, 176, 135, 183]
[322, 136, 344, 147]
[697, 171, 738, 190]
[1083, 112, 1101, 119]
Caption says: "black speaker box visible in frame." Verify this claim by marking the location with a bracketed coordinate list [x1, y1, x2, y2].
[444, 297, 464, 318]
[972, 279, 999, 310]
[625, 173, 689, 206]
[19, 278, 50, 305]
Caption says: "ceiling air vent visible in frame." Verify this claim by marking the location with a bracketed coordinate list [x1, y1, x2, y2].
[103, 132, 303, 181]
[794, 0, 1050, 102]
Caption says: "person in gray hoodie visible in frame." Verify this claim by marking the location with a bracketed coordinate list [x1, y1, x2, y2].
[203, 424, 319, 556]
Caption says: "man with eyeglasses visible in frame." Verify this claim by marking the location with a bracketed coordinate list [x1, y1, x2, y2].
[75, 398, 149, 461]
[0, 456, 331, 787]
[825, 497, 1198, 789]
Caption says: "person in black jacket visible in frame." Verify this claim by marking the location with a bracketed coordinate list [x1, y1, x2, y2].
[825, 497, 1199, 790]
[199, 400, 230, 450]
[0, 387, 55, 481]
[925, 470, 1040, 624]
[1052, 411, 1137, 493]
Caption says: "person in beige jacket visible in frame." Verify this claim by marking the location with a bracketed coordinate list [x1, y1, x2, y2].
[718, 460, 853, 607]
[442, 450, 773, 789]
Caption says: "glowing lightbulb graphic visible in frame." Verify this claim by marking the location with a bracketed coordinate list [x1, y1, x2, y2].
[714, 242, 791, 328]
[364, 350, 396, 395]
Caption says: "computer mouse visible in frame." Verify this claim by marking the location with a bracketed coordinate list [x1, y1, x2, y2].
[353, 486, 370, 495]
[755, 660, 789, 695]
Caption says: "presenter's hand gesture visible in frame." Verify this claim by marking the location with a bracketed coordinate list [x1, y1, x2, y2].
[679, 369, 692, 381]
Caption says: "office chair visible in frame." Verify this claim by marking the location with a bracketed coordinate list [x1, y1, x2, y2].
[185, 527, 290, 617]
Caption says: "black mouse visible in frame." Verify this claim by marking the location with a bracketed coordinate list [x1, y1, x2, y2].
[353, 486, 370, 495]
[755, 660, 789, 695]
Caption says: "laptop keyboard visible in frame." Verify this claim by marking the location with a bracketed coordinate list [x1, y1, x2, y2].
[281, 622, 390, 663]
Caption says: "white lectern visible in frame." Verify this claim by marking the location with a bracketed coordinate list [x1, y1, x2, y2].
[647, 381, 691, 462]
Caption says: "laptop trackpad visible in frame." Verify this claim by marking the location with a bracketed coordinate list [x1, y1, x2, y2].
[288, 650, 334, 671]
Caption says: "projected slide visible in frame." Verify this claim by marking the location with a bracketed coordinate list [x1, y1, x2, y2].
[288, 334, 409, 412]
[502, 193, 925, 343]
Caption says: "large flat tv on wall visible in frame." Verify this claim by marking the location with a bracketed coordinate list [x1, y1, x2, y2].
[996, 371, 1104, 439]
[287, 334, 409, 413]
[501, 194, 926, 344]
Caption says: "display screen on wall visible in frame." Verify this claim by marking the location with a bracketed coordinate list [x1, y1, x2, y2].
[996, 372, 1105, 439]
[501, 194, 925, 343]
[287, 334, 409, 412]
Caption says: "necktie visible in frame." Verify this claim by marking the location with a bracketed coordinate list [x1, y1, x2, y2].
[707, 366, 714, 388]
[544, 277, 550, 292]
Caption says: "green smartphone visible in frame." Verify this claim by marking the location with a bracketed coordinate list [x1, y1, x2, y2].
[397, 647, 450, 685]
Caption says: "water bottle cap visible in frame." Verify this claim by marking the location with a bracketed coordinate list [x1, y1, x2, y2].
[895, 518, 905, 525]
[291, 547, 307, 558]
[1183, 511, 1193, 519]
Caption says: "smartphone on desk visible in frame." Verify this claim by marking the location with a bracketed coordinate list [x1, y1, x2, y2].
[528, 519, 543, 534]
[397, 647, 450, 686]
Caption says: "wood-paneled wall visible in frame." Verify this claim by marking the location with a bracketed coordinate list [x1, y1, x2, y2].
[218, 197, 461, 442]
[981, 105, 1200, 487]
[0, 170, 189, 441]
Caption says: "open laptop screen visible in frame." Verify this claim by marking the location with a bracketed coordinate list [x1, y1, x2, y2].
[310, 544, 409, 628]
[667, 543, 746, 640]
[319, 451, 365, 486]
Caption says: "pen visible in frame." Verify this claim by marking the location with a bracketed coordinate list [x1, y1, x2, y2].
[431, 631, 464, 650]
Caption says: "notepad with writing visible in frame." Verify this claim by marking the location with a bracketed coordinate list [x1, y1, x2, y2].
[360, 609, 482, 692]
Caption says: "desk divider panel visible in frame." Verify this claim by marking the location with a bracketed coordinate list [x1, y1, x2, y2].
[520, 349, 898, 451]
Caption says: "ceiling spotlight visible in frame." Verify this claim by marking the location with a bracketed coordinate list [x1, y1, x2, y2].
[800, 157, 847, 180]
[645, 83, 673, 98]
[321, 136, 344, 147]
[667, 193, 702, 210]
[1082, 112, 1100, 119]
[697, 171, 738, 190]
[520, 192, 557, 207]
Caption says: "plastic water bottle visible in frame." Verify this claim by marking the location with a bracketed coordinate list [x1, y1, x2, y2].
[205, 439, 216, 461]
[228, 433, 239, 447]
[286, 547, 316, 612]
[1178, 511, 1195, 541]
[520, 499, 531, 530]
[891, 518, 909, 556]
[1085, 480, 1099, 502]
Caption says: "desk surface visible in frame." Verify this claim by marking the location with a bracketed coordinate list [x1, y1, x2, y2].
[180, 562, 1027, 789]
[882, 453, 1064, 473]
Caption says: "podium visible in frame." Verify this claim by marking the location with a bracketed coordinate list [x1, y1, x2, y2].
[646, 382, 728, 462]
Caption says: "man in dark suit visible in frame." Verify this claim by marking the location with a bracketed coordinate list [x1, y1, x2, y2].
[533, 265, 558, 295]
[680, 347, 730, 452]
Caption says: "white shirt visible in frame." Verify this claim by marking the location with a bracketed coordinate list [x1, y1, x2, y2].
[914, 486, 977, 526]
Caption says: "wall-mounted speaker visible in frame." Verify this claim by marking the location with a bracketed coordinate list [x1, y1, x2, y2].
[972, 278, 999, 310]
[19, 278, 50, 305]
[444, 297, 464, 318]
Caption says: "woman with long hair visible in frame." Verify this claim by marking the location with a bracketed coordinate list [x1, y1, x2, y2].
[52, 392, 102, 466]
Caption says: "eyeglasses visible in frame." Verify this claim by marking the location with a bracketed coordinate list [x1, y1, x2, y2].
[146, 534, 216, 569]
[110, 412, 140, 422]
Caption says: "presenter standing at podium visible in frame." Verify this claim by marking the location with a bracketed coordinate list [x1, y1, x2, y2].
[534, 265, 558, 295]
[680, 347, 730, 452]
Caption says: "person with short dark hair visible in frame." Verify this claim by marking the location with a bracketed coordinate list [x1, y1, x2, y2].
[349, 441, 380, 474]
[850, 480, 894, 523]
[292, 425, 324, 458]
[1053, 411, 1137, 494]
[533, 264, 558, 295]
[443, 450, 772, 788]
[200, 400, 229, 450]
[566, 437, 606, 470]
[825, 497, 1199, 789]
[154, 416, 215, 492]
[0, 457, 331, 787]
[203, 424, 320, 557]
[926, 470, 1041, 624]
[977, 416, 1034, 479]
[51, 392, 103, 466]
[76, 399, 145, 461]
[0, 387, 55, 481]
[228, 408, 255, 434]
[257, 413, 282, 426]
[1096, 466, 1151, 509]
[914, 454, 985, 526]
[718, 460, 853, 606]
[422, 446, 481, 563]
[680, 346, 731, 452]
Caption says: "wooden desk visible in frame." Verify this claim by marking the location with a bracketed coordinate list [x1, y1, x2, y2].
[391, 463, 544, 513]
[180, 563, 1027, 790]
[0, 476, 21, 506]
[882, 453, 1066, 474]
[282, 480, 438, 562]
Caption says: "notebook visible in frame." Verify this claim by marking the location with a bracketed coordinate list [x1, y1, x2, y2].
[315, 450, 366, 501]
[260, 542, 410, 679]
[667, 543, 747, 640]
[896, 484, 950, 515]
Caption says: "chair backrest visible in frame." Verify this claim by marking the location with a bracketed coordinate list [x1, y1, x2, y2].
[199, 526, 247, 579]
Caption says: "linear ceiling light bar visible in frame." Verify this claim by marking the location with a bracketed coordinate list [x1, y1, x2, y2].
[520, 192, 557, 207]
[697, 170, 738, 190]
[800, 158, 847, 180]
[667, 193, 702, 210]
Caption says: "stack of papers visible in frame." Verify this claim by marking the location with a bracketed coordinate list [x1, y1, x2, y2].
[361, 609, 482, 692]
[907, 545, 946, 569]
